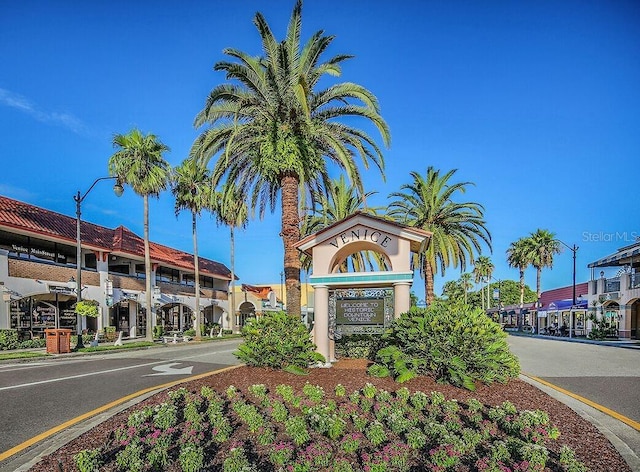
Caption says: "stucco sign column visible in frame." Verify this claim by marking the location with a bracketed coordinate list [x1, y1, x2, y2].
[313, 285, 331, 366]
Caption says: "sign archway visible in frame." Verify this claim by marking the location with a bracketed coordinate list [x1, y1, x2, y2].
[296, 212, 431, 366]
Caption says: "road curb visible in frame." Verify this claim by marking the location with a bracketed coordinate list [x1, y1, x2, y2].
[520, 374, 640, 471]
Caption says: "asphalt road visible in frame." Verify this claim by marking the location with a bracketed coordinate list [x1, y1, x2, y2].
[507, 335, 640, 423]
[0, 339, 242, 456]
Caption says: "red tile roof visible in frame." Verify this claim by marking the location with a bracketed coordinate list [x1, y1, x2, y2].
[0, 195, 232, 280]
[539, 282, 589, 308]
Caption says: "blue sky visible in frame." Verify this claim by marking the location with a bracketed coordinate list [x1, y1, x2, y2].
[1, 1, 639, 301]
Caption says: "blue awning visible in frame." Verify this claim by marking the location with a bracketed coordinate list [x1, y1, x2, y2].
[547, 298, 588, 311]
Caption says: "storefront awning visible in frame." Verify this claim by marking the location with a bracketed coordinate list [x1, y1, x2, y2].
[547, 298, 588, 311]
[588, 242, 640, 268]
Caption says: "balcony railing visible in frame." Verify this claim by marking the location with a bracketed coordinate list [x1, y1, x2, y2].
[605, 277, 620, 293]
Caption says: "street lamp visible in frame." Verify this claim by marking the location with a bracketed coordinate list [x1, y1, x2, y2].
[557, 240, 578, 338]
[74, 177, 124, 349]
[556, 240, 578, 307]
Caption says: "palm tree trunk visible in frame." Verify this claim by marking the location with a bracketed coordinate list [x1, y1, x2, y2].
[144, 195, 153, 342]
[424, 259, 435, 305]
[536, 267, 542, 300]
[519, 268, 525, 306]
[192, 212, 201, 341]
[281, 174, 301, 317]
[230, 225, 236, 333]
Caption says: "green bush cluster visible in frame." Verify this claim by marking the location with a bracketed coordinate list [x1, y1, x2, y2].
[234, 311, 325, 373]
[0, 329, 19, 350]
[73, 382, 584, 471]
[335, 334, 384, 359]
[369, 302, 520, 390]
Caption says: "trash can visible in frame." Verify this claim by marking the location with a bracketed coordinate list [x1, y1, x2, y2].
[45, 328, 72, 354]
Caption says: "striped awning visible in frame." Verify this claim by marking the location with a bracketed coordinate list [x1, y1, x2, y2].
[588, 242, 640, 268]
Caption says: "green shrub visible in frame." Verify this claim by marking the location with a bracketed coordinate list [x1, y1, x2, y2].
[74, 299, 100, 317]
[334, 334, 384, 359]
[369, 302, 520, 390]
[18, 338, 46, 349]
[234, 311, 325, 372]
[74, 448, 102, 472]
[0, 329, 19, 350]
[183, 328, 196, 337]
[153, 325, 164, 339]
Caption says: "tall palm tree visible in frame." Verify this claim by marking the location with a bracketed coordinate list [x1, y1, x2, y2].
[170, 158, 213, 340]
[389, 167, 492, 305]
[459, 272, 473, 305]
[211, 181, 248, 332]
[526, 229, 561, 300]
[473, 256, 494, 309]
[301, 174, 384, 273]
[190, 0, 390, 316]
[506, 238, 531, 308]
[108, 128, 171, 342]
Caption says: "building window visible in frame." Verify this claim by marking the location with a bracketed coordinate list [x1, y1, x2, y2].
[183, 274, 195, 286]
[109, 264, 130, 275]
[135, 264, 146, 278]
[200, 275, 213, 288]
[157, 267, 179, 283]
[85, 253, 97, 270]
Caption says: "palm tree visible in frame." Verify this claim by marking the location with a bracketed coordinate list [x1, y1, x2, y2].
[473, 256, 494, 310]
[389, 167, 492, 305]
[301, 175, 384, 273]
[170, 158, 213, 340]
[211, 181, 248, 332]
[506, 238, 531, 308]
[459, 272, 473, 305]
[190, 0, 390, 316]
[526, 229, 561, 300]
[108, 129, 171, 342]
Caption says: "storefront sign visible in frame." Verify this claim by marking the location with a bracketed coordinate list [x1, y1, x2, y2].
[336, 298, 385, 325]
[49, 285, 74, 295]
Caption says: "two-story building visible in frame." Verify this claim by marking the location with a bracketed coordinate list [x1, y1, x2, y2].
[0, 195, 234, 339]
[587, 240, 640, 339]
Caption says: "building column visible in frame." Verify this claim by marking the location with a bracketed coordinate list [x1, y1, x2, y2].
[619, 304, 630, 339]
[312, 285, 331, 367]
[393, 282, 411, 318]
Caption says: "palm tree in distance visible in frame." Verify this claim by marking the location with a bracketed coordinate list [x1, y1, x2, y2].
[109, 129, 171, 342]
[171, 159, 214, 340]
[506, 238, 531, 309]
[473, 256, 494, 310]
[212, 181, 248, 332]
[459, 272, 473, 305]
[526, 229, 561, 300]
[301, 175, 384, 273]
[191, 0, 390, 316]
[388, 167, 492, 305]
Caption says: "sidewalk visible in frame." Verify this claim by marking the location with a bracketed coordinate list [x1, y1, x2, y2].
[509, 330, 640, 350]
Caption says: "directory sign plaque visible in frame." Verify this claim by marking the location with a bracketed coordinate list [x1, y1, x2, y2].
[336, 298, 384, 325]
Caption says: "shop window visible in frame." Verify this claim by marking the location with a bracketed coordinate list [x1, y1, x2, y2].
[157, 267, 179, 283]
[109, 264, 131, 275]
[0, 230, 30, 259]
[85, 252, 97, 269]
[135, 264, 146, 278]
[183, 274, 195, 286]
[56, 242, 77, 266]
[200, 275, 213, 288]
[28, 237, 57, 263]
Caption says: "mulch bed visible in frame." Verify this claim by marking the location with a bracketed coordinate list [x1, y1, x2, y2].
[29, 360, 630, 471]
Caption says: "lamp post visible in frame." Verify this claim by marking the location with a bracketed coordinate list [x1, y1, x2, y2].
[557, 240, 578, 338]
[74, 177, 124, 349]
